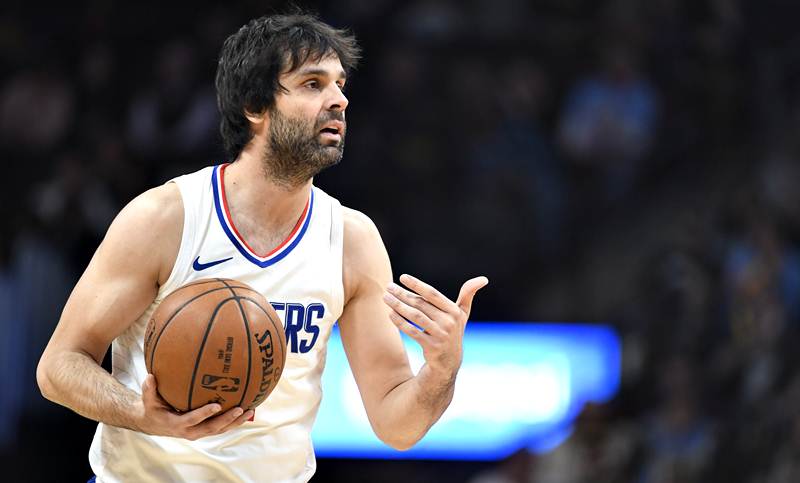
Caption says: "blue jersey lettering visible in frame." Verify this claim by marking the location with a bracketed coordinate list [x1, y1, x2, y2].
[284, 303, 305, 354]
[271, 302, 325, 354]
[300, 304, 323, 353]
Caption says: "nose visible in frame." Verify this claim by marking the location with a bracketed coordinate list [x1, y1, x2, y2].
[326, 84, 349, 112]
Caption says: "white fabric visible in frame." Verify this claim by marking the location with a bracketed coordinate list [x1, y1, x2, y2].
[89, 164, 345, 482]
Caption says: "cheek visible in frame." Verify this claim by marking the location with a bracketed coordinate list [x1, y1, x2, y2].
[281, 106, 319, 130]
[278, 92, 320, 117]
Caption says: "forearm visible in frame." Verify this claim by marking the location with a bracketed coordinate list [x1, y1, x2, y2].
[37, 351, 143, 431]
[371, 364, 456, 450]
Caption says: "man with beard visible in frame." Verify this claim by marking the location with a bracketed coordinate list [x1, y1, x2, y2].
[36, 12, 488, 483]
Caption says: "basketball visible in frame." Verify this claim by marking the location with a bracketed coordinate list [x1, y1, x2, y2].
[144, 278, 286, 413]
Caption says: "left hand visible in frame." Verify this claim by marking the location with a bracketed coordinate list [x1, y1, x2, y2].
[383, 274, 489, 378]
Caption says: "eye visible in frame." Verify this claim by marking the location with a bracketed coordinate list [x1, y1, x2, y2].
[303, 80, 319, 90]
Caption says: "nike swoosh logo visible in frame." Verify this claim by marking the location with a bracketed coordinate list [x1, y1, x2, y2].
[192, 256, 233, 271]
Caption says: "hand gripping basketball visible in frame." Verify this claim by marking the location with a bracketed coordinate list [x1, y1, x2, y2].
[136, 374, 253, 440]
[382, 274, 488, 378]
[144, 279, 286, 413]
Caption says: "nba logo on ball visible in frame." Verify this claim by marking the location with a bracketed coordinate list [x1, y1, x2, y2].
[144, 278, 287, 412]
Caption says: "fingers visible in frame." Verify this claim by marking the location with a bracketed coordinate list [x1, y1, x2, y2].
[383, 291, 440, 336]
[387, 309, 428, 342]
[398, 274, 457, 313]
[456, 276, 489, 314]
[142, 374, 252, 440]
[144, 375, 223, 425]
[219, 409, 255, 432]
[386, 274, 488, 332]
[190, 406, 243, 434]
[180, 406, 253, 440]
[142, 374, 155, 401]
[386, 283, 447, 332]
[142, 374, 172, 410]
[203, 407, 245, 434]
[142, 374, 158, 401]
[180, 402, 223, 427]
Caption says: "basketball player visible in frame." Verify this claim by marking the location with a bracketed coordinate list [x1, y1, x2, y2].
[36, 12, 487, 483]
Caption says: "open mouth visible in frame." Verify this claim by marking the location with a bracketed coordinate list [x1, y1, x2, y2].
[318, 120, 345, 138]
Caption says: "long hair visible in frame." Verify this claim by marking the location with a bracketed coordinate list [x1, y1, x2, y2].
[215, 12, 361, 161]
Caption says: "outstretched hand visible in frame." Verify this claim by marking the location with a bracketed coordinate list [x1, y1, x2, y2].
[382, 274, 489, 378]
[136, 374, 253, 440]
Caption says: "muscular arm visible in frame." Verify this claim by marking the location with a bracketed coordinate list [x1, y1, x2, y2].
[338, 209, 487, 450]
[37, 185, 178, 429]
[37, 184, 249, 438]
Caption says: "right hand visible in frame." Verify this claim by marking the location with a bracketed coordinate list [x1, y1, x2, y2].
[136, 374, 253, 440]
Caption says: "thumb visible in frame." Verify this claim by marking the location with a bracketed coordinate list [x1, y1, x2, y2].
[143, 374, 171, 408]
[142, 374, 159, 401]
[456, 276, 489, 315]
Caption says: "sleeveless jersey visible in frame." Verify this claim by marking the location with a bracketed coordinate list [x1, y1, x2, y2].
[89, 163, 344, 483]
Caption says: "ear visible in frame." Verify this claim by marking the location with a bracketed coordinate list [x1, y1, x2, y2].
[244, 108, 267, 124]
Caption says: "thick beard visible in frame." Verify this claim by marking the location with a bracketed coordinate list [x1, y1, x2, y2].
[262, 108, 345, 189]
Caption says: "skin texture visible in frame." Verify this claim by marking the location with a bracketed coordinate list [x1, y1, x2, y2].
[37, 55, 487, 448]
[36, 184, 252, 439]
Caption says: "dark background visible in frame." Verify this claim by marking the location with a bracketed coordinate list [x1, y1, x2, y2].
[2, 0, 800, 481]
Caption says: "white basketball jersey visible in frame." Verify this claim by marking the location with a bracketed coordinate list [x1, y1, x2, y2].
[89, 163, 344, 483]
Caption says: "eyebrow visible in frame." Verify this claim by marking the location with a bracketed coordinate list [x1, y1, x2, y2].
[294, 67, 347, 80]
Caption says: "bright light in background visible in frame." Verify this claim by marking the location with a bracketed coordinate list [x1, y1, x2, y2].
[313, 322, 621, 460]
[443, 357, 571, 425]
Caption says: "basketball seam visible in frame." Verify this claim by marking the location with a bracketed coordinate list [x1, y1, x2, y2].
[147, 284, 252, 373]
[239, 296, 287, 400]
[187, 297, 236, 410]
[245, 298, 287, 363]
[219, 280, 254, 409]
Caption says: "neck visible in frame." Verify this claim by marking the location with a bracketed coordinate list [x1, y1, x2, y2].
[224, 147, 312, 234]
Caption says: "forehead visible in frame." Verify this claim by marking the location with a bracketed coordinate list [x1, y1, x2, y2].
[282, 54, 346, 80]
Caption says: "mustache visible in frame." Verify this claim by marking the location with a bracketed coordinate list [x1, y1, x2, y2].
[314, 111, 346, 130]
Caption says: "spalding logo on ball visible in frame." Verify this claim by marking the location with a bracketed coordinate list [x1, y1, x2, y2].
[144, 278, 287, 412]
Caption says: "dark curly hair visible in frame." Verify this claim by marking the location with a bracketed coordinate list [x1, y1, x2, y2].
[215, 13, 361, 161]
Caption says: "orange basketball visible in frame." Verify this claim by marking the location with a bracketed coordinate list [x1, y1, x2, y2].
[144, 278, 286, 413]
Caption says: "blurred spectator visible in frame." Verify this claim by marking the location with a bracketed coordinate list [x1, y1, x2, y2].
[393, 0, 466, 42]
[531, 404, 637, 483]
[722, 210, 800, 346]
[126, 39, 218, 164]
[0, 225, 26, 450]
[3, 1, 800, 481]
[639, 357, 715, 483]
[0, 66, 75, 153]
[469, 448, 533, 483]
[759, 148, 800, 243]
[558, 42, 658, 199]
[31, 151, 118, 254]
[759, 389, 800, 482]
[467, 59, 567, 262]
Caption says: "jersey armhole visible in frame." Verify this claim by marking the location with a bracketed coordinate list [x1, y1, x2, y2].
[328, 193, 345, 323]
[158, 179, 195, 296]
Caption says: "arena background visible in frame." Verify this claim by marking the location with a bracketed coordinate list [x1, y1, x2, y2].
[2, 0, 800, 482]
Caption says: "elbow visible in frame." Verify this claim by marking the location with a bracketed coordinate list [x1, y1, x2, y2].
[36, 355, 56, 402]
[385, 439, 416, 452]
[376, 430, 421, 451]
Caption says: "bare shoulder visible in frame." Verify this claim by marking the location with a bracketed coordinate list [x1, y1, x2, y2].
[342, 206, 386, 265]
[101, 182, 184, 285]
[123, 182, 182, 225]
[343, 206, 381, 243]
[39, 183, 185, 363]
[342, 207, 391, 303]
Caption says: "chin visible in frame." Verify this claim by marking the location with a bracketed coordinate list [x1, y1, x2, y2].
[319, 144, 343, 156]
[319, 140, 342, 149]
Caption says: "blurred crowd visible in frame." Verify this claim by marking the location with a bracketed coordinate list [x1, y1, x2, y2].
[2, 0, 800, 482]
